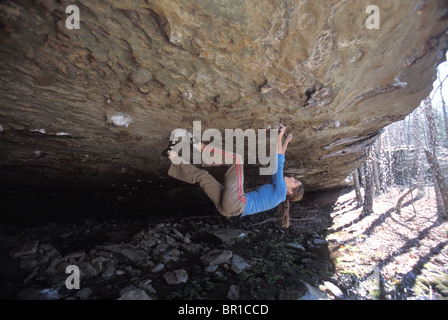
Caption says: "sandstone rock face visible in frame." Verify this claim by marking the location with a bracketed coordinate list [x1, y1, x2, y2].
[0, 1, 447, 200]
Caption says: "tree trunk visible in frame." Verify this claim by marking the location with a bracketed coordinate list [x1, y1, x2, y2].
[442, 101, 448, 146]
[382, 128, 394, 189]
[437, 69, 448, 145]
[412, 112, 426, 196]
[422, 97, 448, 220]
[424, 149, 448, 219]
[363, 153, 375, 215]
[373, 155, 381, 195]
[376, 137, 387, 193]
[352, 170, 363, 208]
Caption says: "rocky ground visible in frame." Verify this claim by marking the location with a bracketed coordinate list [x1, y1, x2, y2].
[0, 185, 447, 300]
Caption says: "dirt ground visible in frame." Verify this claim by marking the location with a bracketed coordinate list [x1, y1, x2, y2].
[0, 185, 447, 300]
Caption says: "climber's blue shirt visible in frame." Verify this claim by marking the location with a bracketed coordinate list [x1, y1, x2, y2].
[241, 153, 287, 216]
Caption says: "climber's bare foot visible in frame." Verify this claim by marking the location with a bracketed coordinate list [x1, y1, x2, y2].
[194, 142, 206, 152]
[168, 150, 177, 161]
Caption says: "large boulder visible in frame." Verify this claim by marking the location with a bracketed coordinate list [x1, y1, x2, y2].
[0, 1, 447, 206]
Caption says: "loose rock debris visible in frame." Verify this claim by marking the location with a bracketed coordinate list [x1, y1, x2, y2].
[0, 187, 447, 300]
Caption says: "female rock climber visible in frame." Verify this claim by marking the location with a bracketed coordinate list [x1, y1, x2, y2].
[163, 125, 304, 228]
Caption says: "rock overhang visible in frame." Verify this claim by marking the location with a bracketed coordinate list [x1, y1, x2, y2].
[0, 0, 447, 205]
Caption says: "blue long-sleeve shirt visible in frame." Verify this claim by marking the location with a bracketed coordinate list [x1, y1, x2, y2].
[241, 153, 287, 216]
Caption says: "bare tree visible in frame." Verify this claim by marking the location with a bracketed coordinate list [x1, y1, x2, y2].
[352, 170, 363, 208]
[363, 147, 375, 215]
[412, 111, 425, 196]
[422, 97, 448, 220]
[372, 146, 381, 195]
[436, 69, 448, 145]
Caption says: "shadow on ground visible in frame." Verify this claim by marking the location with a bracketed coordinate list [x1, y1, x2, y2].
[0, 180, 345, 300]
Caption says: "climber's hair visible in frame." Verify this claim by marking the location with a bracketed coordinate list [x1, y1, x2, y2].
[278, 183, 304, 228]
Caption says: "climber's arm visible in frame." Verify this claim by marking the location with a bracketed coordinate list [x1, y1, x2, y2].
[282, 133, 293, 154]
[277, 125, 292, 155]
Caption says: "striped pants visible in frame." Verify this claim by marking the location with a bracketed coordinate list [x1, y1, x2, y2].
[167, 143, 247, 218]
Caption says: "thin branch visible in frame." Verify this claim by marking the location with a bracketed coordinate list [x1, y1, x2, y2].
[253, 217, 320, 226]
[396, 186, 418, 214]
[430, 72, 448, 100]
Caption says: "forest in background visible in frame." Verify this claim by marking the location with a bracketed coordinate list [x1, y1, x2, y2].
[353, 58, 448, 221]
